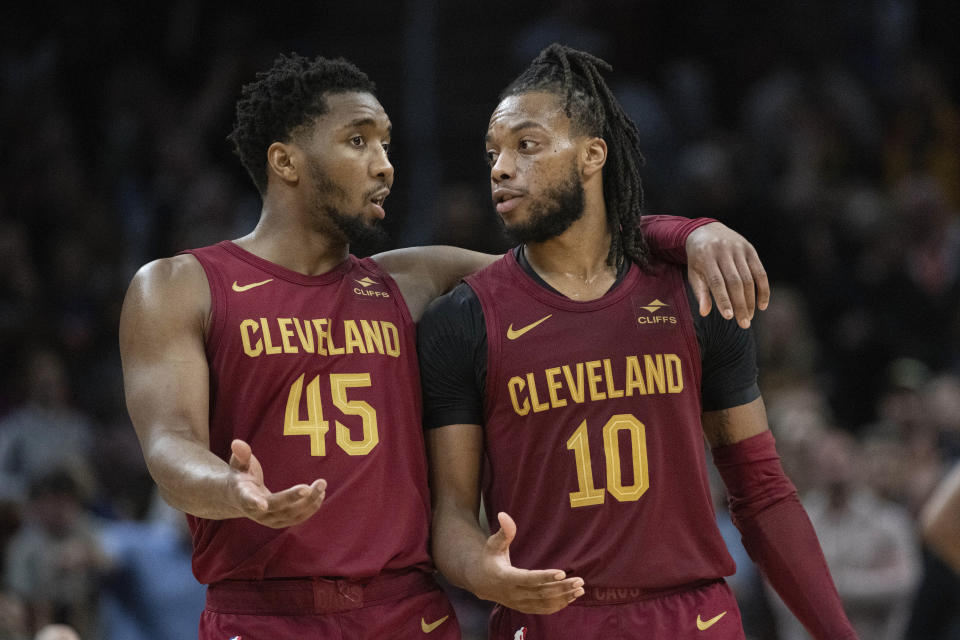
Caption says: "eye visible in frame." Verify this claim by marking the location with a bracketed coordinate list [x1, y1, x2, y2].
[382, 141, 391, 155]
[519, 139, 537, 151]
[485, 149, 498, 166]
[351, 135, 364, 147]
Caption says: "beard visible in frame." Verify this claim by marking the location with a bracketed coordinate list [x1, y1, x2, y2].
[308, 160, 390, 253]
[498, 162, 586, 245]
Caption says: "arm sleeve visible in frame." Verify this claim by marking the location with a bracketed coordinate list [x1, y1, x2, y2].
[640, 215, 717, 264]
[417, 283, 487, 429]
[686, 281, 760, 411]
[712, 431, 859, 640]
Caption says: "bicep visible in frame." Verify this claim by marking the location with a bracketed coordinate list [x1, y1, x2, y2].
[701, 396, 769, 449]
[119, 258, 211, 455]
[426, 424, 485, 519]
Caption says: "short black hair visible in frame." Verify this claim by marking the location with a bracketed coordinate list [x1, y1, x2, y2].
[228, 52, 377, 195]
[501, 43, 648, 267]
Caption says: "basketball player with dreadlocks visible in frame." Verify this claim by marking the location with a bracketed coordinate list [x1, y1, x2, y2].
[419, 44, 859, 639]
[119, 51, 768, 639]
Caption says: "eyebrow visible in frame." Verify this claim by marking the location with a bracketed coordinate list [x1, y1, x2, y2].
[485, 120, 546, 142]
[344, 117, 392, 134]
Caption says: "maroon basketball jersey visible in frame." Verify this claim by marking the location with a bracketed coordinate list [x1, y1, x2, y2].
[465, 252, 735, 589]
[183, 241, 431, 582]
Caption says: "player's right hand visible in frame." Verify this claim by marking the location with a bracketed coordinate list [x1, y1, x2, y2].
[227, 439, 326, 528]
[473, 512, 585, 614]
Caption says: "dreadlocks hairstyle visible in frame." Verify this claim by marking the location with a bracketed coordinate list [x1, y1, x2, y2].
[228, 53, 377, 195]
[501, 43, 648, 267]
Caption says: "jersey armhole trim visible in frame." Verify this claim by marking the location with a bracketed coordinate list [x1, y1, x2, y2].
[182, 249, 227, 358]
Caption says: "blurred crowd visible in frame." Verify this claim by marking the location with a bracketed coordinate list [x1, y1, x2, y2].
[1, 2, 958, 639]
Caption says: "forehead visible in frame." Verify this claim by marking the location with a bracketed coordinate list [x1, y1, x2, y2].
[313, 91, 391, 134]
[487, 92, 569, 139]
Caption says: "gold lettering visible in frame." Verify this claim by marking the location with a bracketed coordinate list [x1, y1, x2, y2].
[326, 320, 345, 355]
[644, 354, 666, 394]
[343, 320, 365, 354]
[563, 363, 585, 403]
[603, 358, 624, 398]
[382, 321, 400, 357]
[311, 319, 329, 355]
[277, 318, 298, 353]
[526, 372, 549, 413]
[545, 367, 567, 409]
[666, 353, 683, 392]
[625, 355, 647, 395]
[361, 320, 384, 354]
[240, 319, 262, 357]
[586, 360, 606, 401]
[292, 318, 315, 353]
[508, 376, 529, 416]
[260, 318, 281, 355]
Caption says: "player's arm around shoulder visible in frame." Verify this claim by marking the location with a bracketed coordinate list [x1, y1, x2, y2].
[119, 256, 325, 526]
[372, 246, 496, 321]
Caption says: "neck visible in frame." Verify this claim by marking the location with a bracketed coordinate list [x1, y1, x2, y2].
[524, 192, 617, 301]
[233, 194, 349, 276]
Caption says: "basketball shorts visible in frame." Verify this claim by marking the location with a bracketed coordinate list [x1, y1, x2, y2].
[199, 569, 460, 639]
[489, 578, 744, 640]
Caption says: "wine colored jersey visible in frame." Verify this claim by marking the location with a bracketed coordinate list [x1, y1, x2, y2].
[425, 251, 739, 589]
[183, 241, 431, 583]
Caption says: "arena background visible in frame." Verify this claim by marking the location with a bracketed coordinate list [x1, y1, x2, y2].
[1, 1, 958, 638]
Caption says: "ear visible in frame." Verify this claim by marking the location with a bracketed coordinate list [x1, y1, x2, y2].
[266, 141, 300, 186]
[581, 137, 607, 177]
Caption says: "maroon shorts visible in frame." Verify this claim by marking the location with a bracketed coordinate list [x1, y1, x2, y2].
[489, 579, 744, 640]
[199, 570, 459, 640]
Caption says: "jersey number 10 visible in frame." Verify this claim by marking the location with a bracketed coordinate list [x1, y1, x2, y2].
[566, 414, 649, 507]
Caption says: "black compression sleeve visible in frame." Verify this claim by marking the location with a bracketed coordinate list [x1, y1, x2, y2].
[686, 282, 760, 411]
[417, 283, 487, 429]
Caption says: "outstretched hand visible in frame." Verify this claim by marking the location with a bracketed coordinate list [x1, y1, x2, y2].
[685, 222, 770, 328]
[228, 439, 326, 528]
[473, 512, 585, 614]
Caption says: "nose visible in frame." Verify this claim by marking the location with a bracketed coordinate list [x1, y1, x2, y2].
[371, 144, 394, 185]
[490, 151, 515, 184]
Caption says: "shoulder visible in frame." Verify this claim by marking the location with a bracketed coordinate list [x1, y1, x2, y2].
[421, 282, 481, 325]
[418, 282, 485, 348]
[121, 254, 211, 338]
[127, 254, 208, 297]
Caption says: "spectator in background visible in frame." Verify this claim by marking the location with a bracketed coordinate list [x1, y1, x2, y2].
[3, 469, 108, 639]
[0, 348, 95, 503]
[768, 429, 921, 640]
[97, 491, 204, 640]
[860, 358, 943, 515]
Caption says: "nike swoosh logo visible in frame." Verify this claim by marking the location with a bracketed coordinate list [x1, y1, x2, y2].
[506, 314, 553, 340]
[232, 278, 273, 292]
[421, 615, 449, 633]
[696, 611, 726, 630]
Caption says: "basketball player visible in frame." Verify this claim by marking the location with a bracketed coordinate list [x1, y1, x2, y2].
[119, 52, 769, 639]
[419, 45, 858, 639]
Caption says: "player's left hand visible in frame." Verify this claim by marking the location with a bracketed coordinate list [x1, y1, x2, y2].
[685, 222, 770, 328]
[471, 512, 585, 614]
